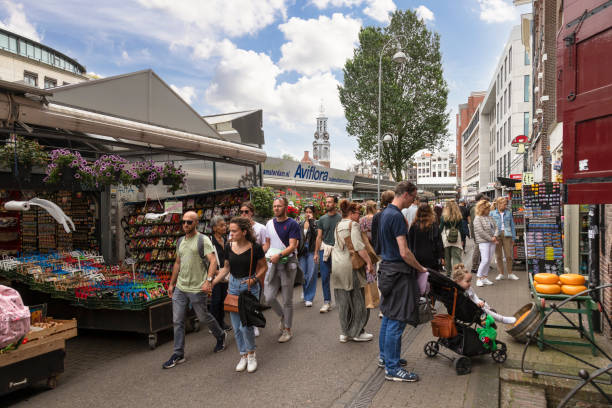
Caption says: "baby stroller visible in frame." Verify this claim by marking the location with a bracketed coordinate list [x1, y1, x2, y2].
[422, 269, 507, 375]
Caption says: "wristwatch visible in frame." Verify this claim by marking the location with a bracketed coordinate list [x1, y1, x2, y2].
[207, 276, 213, 282]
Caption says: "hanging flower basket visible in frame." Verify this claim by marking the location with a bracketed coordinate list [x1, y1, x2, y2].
[132, 160, 163, 187]
[0, 136, 47, 182]
[161, 162, 186, 194]
[92, 155, 129, 187]
[44, 149, 94, 187]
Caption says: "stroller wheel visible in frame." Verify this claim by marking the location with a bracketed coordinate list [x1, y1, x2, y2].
[492, 349, 507, 363]
[424, 341, 439, 357]
[454, 356, 471, 375]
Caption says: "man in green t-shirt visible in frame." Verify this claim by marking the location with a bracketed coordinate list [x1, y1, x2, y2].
[162, 211, 227, 369]
[314, 196, 342, 313]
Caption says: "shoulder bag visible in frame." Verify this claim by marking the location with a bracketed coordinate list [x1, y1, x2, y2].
[223, 243, 254, 313]
[344, 221, 365, 270]
[431, 288, 458, 338]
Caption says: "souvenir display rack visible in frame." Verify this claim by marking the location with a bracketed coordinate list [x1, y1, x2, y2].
[0, 191, 22, 256]
[508, 188, 525, 262]
[522, 183, 564, 281]
[577, 204, 589, 275]
[123, 188, 249, 278]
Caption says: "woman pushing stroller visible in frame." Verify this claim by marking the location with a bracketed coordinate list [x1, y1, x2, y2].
[451, 264, 516, 325]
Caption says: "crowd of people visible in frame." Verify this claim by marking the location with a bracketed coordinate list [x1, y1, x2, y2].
[161, 183, 519, 382]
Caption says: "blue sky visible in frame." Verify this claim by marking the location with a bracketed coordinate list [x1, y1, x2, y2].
[0, 0, 529, 169]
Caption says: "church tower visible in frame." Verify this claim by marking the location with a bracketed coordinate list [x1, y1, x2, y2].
[312, 103, 330, 168]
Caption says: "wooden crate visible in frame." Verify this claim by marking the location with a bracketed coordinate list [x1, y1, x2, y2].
[0, 319, 77, 368]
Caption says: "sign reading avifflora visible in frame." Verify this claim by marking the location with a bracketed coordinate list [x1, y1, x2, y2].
[262, 157, 354, 192]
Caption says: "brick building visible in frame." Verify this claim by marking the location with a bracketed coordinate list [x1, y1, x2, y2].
[456, 92, 485, 186]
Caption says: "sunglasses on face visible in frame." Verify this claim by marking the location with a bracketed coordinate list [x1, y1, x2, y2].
[240, 210, 251, 214]
[182, 220, 194, 225]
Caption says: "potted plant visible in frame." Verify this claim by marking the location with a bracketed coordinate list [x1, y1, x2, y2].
[44, 149, 95, 187]
[161, 162, 186, 194]
[132, 160, 163, 187]
[0, 136, 47, 180]
[92, 154, 130, 187]
[249, 186, 275, 219]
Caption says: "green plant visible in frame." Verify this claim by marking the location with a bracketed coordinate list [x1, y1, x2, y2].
[249, 186, 275, 219]
[0, 136, 47, 170]
[44, 149, 95, 186]
[161, 162, 186, 194]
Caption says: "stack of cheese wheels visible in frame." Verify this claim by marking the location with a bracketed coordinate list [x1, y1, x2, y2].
[533, 273, 561, 294]
[559, 273, 587, 295]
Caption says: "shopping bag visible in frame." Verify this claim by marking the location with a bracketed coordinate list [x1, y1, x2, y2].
[363, 281, 380, 309]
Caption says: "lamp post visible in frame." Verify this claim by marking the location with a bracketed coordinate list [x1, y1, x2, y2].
[377, 36, 407, 206]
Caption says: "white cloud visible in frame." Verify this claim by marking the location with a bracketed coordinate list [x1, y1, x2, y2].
[415, 5, 434, 23]
[170, 84, 196, 105]
[477, 0, 517, 23]
[278, 13, 361, 75]
[363, 0, 396, 23]
[204, 42, 344, 130]
[0, 0, 42, 41]
[311, 0, 363, 8]
[121, 50, 130, 61]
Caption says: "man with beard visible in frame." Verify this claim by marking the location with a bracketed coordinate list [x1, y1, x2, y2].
[314, 195, 342, 313]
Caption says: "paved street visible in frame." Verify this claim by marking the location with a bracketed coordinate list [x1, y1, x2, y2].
[4, 239, 532, 408]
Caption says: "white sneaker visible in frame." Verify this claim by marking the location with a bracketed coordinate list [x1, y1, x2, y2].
[304, 301, 313, 307]
[247, 353, 257, 373]
[353, 332, 374, 342]
[378, 312, 383, 319]
[482, 278, 494, 285]
[502, 316, 517, 325]
[320, 303, 331, 313]
[236, 356, 247, 372]
[476, 279, 484, 287]
[254, 327, 260, 337]
[339, 334, 348, 343]
[508, 273, 519, 281]
[495, 274, 506, 281]
[278, 329, 292, 343]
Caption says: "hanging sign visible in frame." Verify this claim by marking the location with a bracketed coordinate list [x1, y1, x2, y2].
[522, 172, 534, 186]
[165, 201, 183, 214]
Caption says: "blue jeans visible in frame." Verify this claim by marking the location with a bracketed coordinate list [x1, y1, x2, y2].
[172, 287, 223, 356]
[379, 316, 407, 374]
[228, 275, 260, 355]
[299, 250, 317, 302]
[318, 250, 332, 303]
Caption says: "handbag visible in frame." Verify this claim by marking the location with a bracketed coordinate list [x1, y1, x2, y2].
[344, 222, 365, 270]
[363, 281, 380, 309]
[418, 296, 435, 325]
[431, 288, 458, 338]
[223, 243, 254, 313]
[361, 231, 381, 265]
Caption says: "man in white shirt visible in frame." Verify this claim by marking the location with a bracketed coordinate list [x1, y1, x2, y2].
[401, 195, 419, 228]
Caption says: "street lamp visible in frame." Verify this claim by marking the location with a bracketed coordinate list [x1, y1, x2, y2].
[377, 37, 408, 206]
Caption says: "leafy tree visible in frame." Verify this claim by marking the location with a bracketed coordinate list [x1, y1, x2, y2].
[281, 153, 297, 161]
[338, 10, 449, 181]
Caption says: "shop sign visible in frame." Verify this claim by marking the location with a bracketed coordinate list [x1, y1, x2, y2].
[509, 174, 522, 180]
[263, 157, 354, 185]
[164, 201, 183, 214]
[522, 172, 534, 185]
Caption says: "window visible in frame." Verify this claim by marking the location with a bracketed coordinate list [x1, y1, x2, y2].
[507, 152, 511, 174]
[505, 57, 508, 79]
[26, 43, 34, 58]
[523, 112, 529, 136]
[0, 32, 8, 49]
[444, 171, 448, 177]
[44, 77, 57, 89]
[503, 155, 507, 176]
[8, 37, 16, 52]
[508, 116, 512, 143]
[23, 71, 37, 87]
[432, 172, 436, 177]
[504, 90, 507, 114]
[496, 130, 499, 152]
[34, 46, 41, 60]
[524, 75, 530, 102]
[508, 82, 511, 109]
[496, 102, 499, 123]
[509, 47, 512, 72]
[18, 39, 26, 55]
[525, 50, 530, 65]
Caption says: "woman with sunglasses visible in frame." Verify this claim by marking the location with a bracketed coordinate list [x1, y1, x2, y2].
[239, 201, 268, 337]
[212, 217, 267, 373]
[299, 205, 318, 307]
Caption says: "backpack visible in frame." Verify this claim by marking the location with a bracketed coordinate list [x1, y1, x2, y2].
[447, 221, 459, 244]
[176, 233, 211, 271]
[0, 285, 31, 348]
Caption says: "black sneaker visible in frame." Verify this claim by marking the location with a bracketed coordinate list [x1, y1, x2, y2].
[162, 353, 185, 369]
[378, 358, 408, 368]
[385, 369, 419, 382]
[214, 331, 227, 353]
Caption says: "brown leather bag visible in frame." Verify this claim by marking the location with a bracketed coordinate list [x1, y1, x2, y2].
[431, 288, 458, 338]
[361, 231, 381, 265]
[223, 243, 254, 313]
[345, 221, 366, 270]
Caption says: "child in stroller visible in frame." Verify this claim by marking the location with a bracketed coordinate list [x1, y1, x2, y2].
[452, 264, 516, 325]
[423, 266, 508, 375]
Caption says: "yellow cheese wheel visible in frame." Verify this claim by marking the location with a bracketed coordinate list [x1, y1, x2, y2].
[534, 273, 560, 285]
[536, 284, 562, 294]
[561, 285, 587, 295]
[559, 274, 586, 286]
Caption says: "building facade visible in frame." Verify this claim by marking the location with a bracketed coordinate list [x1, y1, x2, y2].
[456, 91, 485, 186]
[0, 28, 87, 88]
[482, 21, 532, 187]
